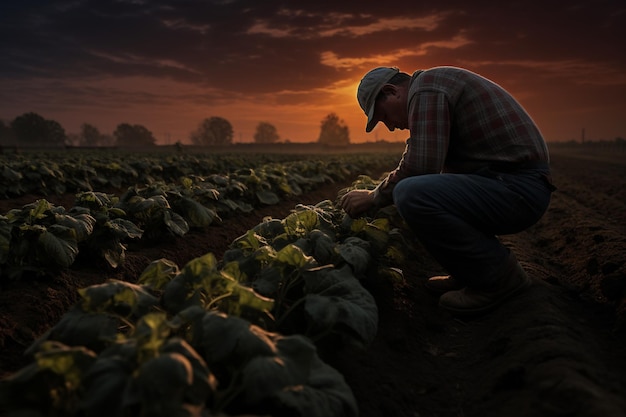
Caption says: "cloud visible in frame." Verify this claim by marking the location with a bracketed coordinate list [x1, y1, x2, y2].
[461, 59, 626, 86]
[0, 0, 624, 142]
[248, 11, 447, 39]
[87, 49, 201, 74]
[161, 18, 211, 35]
[320, 35, 472, 69]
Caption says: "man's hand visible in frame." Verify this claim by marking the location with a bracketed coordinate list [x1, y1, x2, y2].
[340, 189, 375, 218]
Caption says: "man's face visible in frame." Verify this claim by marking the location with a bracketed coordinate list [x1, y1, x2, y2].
[372, 84, 408, 131]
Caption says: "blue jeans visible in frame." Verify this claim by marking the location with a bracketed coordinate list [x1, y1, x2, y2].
[392, 169, 553, 288]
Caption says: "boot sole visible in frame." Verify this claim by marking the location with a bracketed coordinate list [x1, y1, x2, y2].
[438, 275, 533, 316]
[424, 281, 465, 294]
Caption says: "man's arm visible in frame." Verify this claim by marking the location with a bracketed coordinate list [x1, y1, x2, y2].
[375, 91, 451, 202]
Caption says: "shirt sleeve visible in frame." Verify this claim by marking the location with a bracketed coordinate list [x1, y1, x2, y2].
[372, 91, 450, 206]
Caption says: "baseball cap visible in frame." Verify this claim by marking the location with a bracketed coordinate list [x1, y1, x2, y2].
[357, 66, 400, 132]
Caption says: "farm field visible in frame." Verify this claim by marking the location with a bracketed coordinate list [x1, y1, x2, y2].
[0, 145, 625, 417]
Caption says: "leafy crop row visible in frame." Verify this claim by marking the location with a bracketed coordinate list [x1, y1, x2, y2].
[0, 176, 413, 417]
[0, 156, 394, 279]
[0, 150, 392, 198]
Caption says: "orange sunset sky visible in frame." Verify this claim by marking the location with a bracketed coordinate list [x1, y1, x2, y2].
[0, 1, 624, 145]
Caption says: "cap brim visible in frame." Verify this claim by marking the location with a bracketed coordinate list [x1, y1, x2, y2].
[360, 66, 399, 133]
[365, 101, 377, 132]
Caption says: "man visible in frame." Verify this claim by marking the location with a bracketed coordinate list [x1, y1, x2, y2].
[340, 66, 555, 316]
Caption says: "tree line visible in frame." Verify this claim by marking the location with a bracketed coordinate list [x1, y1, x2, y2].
[0, 112, 350, 148]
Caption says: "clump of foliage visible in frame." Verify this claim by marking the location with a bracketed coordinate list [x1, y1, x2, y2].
[0, 174, 413, 417]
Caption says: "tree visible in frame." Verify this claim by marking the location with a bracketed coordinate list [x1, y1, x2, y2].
[10, 112, 67, 147]
[81, 123, 102, 146]
[79, 123, 113, 147]
[317, 113, 350, 146]
[113, 123, 156, 147]
[0, 120, 16, 146]
[253, 121, 280, 144]
[190, 117, 233, 146]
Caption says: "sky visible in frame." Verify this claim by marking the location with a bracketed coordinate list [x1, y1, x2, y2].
[0, 1, 624, 145]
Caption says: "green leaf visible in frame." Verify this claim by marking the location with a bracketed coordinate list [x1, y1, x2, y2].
[236, 201, 255, 213]
[349, 218, 367, 233]
[254, 244, 278, 263]
[35, 342, 97, 390]
[250, 266, 282, 296]
[362, 220, 390, 252]
[134, 353, 196, 417]
[232, 230, 266, 252]
[162, 274, 201, 314]
[75, 191, 116, 211]
[106, 218, 143, 240]
[180, 257, 275, 317]
[2, 165, 22, 182]
[29, 199, 53, 221]
[256, 189, 279, 205]
[337, 239, 370, 278]
[276, 244, 316, 269]
[26, 308, 118, 355]
[252, 218, 285, 239]
[240, 334, 358, 417]
[217, 198, 240, 211]
[221, 260, 246, 282]
[180, 176, 194, 189]
[191, 311, 276, 368]
[221, 281, 275, 317]
[312, 230, 337, 265]
[80, 354, 133, 417]
[38, 225, 79, 268]
[160, 338, 217, 405]
[102, 243, 126, 269]
[108, 207, 126, 217]
[175, 197, 218, 228]
[181, 253, 219, 281]
[303, 265, 378, 348]
[78, 280, 159, 318]
[163, 210, 189, 237]
[208, 174, 229, 187]
[138, 258, 180, 290]
[181, 254, 233, 301]
[277, 181, 293, 194]
[134, 312, 171, 355]
[54, 212, 97, 242]
[283, 209, 319, 237]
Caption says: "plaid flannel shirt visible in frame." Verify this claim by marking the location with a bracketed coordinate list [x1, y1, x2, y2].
[374, 66, 550, 206]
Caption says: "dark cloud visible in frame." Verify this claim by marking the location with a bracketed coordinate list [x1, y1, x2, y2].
[2, 1, 623, 85]
[0, 0, 624, 141]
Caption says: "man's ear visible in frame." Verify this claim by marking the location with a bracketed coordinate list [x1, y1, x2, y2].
[380, 84, 397, 95]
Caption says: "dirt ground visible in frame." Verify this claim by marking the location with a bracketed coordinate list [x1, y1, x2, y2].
[0, 147, 625, 417]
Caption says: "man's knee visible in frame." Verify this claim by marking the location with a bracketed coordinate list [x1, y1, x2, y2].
[392, 178, 414, 214]
[392, 177, 433, 216]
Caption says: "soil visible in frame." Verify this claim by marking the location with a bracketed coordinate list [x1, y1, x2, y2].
[0, 147, 625, 417]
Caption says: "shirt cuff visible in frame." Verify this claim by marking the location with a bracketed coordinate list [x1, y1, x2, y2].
[372, 179, 395, 207]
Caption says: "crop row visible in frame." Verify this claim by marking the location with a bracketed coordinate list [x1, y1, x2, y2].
[0, 154, 397, 280]
[0, 150, 393, 198]
[0, 176, 414, 417]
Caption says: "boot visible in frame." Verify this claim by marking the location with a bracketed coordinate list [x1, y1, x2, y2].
[438, 255, 532, 316]
[424, 275, 465, 293]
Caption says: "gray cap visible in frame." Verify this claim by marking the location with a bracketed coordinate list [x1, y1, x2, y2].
[357, 66, 400, 132]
